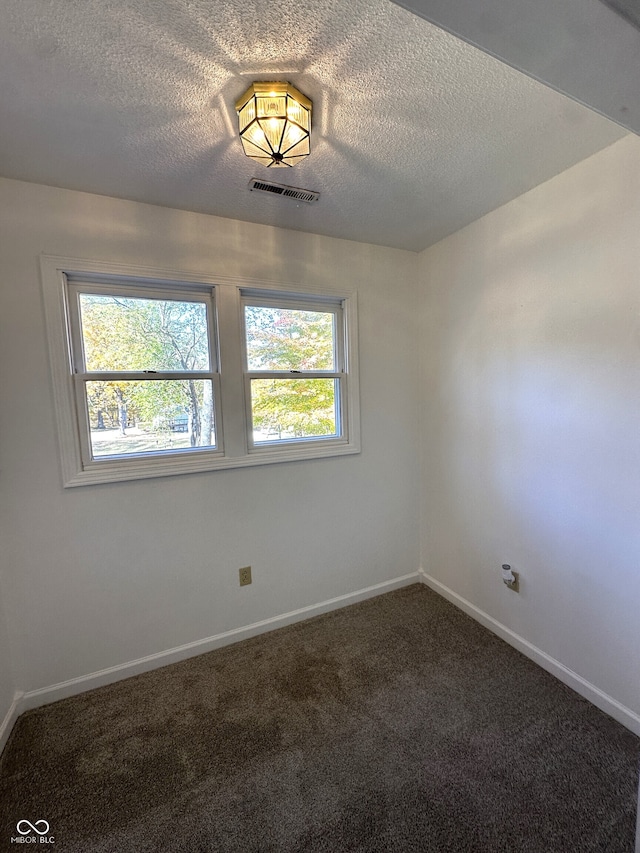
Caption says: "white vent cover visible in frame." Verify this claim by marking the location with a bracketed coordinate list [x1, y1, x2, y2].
[248, 178, 320, 204]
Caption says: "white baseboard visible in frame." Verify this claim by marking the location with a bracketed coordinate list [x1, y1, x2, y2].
[17, 572, 420, 717]
[419, 570, 640, 737]
[8, 567, 638, 753]
[0, 691, 24, 756]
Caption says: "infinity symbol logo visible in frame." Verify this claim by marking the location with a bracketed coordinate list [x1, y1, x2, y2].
[17, 820, 50, 835]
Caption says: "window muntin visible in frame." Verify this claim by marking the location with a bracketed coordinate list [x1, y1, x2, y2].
[68, 281, 220, 465]
[242, 294, 346, 448]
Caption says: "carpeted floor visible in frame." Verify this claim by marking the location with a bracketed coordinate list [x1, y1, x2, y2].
[0, 584, 638, 852]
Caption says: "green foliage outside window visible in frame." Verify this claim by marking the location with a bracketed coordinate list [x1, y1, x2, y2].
[244, 306, 338, 440]
[78, 297, 340, 455]
[79, 295, 213, 451]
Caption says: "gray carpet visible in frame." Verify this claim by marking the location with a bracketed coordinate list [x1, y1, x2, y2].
[1, 584, 638, 852]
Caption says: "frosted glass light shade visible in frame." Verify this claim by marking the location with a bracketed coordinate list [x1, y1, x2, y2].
[235, 82, 312, 168]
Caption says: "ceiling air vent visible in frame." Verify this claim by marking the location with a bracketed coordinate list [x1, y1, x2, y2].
[248, 178, 320, 204]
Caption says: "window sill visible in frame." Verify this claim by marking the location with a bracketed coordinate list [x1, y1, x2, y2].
[63, 440, 361, 487]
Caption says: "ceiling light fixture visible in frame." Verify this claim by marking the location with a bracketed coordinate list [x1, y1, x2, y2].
[235, 82, 312, 168]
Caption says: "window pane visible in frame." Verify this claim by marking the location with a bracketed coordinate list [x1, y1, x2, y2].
[79, 295, 211, 372]
[244, 306, 335, 371]
[86, 380, 215, 458]
[251, 378, 338, 443]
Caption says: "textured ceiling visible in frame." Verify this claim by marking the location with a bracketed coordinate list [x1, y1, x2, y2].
[0, 0, 627, 251]
[391, 0, 640, 135]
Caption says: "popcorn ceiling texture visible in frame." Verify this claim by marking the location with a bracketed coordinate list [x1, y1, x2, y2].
[0, 0, 626, 250]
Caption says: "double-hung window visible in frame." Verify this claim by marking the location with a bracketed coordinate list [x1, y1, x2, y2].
[67, 281, 220, 464]
[242, 292, 347, 449]
[41, 257, 360, 486]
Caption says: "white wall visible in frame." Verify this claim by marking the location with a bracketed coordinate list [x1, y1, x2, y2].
[3, 131, 639, 737]
[0, 595, 16, 745]
[0, 178, 420, 695]
[419, 134, 640, 720]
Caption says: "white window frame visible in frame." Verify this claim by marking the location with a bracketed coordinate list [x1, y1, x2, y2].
[241, 289, 348, 453]
[41, 256, 361, 486]
[66, 278, 223, 472]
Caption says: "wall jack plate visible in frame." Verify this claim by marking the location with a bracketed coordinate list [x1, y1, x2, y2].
[503, 571, 519, 593]
[239, 566, 252, 587]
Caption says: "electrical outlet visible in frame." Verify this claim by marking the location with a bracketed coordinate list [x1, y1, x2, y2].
[506, 571, 519, 593]
[239, 566, 252, 587]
